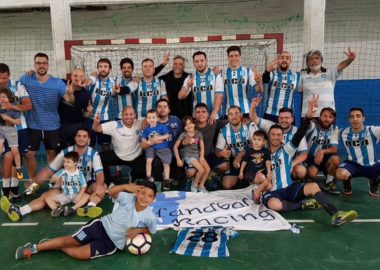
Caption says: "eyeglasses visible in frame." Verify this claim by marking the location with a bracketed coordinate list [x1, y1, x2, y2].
[34, 62, 49, 65]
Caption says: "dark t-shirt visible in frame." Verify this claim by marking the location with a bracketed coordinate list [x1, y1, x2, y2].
[159, 70, 192, 119]
[58, 86, 91, 124]
[243, 147, 271, 175]
[196, 119, 228, 157]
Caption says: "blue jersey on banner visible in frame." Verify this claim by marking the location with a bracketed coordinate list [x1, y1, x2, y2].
[170, 227, 230, 257]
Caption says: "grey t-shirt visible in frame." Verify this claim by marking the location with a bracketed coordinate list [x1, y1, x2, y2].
[196, 119, 227, 157]
[178, 131, 203, 159]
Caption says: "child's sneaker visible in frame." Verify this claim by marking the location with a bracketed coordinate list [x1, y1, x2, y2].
[51, 206, 64, 217]
[15, 243, 37, 260]
[198, 187, 208, 193]
[190, 184, 198, 193]
[76, 206, 103, 218]
[163, 179, 172, 191]
[16, 168, 24, 180]
[23, 182, 39, 196]
[63, 206, 76, 217]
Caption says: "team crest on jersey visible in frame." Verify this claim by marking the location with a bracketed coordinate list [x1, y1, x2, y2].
[136, 221, 147, 228]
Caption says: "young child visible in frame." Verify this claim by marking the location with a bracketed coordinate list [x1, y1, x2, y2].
[45, 151, 90, 217]
[15, 181, 157, 260]
[173, 116, 210, 193]
[239, 130, 272, 204]
[0, 88, 23, 188]
[141, 109, 172, 190]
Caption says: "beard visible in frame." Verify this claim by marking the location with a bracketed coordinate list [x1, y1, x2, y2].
[309, 64, 321, 72]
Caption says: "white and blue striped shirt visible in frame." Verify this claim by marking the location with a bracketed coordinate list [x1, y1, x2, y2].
[134, 78, 167, 119]
[113, 76, 138, 119]
[55, 168, 87, 196]
[305, 122, 339, 157]
[87, 76, 116, 121]
[340, 126, 380, 166]
[224, 66, 256, 115]
[265, 69, 300, 116]
[270, 142, 297, 190]
[7, 79, 29, 130]
[216, 123, 250, 157]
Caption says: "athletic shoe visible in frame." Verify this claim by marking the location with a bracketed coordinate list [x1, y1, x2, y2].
[301, 199, 321, 210]
[63, 206, 76, 217]
[15, 243, 35, 260]
[190, 184, 198, 193]
[23, 183, 39, 196]
[1, 196, 22, 222]
[331, 210, 358, 226]
[146, 176, 154, 183]
[16, 169, 24, 180]
[322, 182, 341, 195]
[76, 206, 103, 218]
[51, 206, 64, 217]
[198, 187, 209, 193]
[368, 179, 379, 197]
[342, 180, 352, 196]
[163, 179, 172, 191]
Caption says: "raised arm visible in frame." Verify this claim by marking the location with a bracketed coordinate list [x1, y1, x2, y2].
[337, 48, 356, 72]
[107, 183, 142, 199]
[249, 95, 262, 126]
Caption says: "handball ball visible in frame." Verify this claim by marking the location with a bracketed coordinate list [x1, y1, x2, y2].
[126, 233, 152, 255]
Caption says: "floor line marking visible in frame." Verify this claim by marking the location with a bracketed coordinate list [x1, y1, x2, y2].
[63, 222, 87, 225]
[1, 222, 38, 226]
[286, 219, 315, 223]
[352, 219, 380, 223]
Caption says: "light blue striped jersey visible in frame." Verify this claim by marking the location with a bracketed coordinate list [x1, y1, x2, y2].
[216, 123, 250, 157]
[224, 66, 256, 115]
[270, 142, 297, 190]
[170, 227, 229, 258]
[340, 126, 380, 166]
[112, 76, 138, 119]
[87, 75, 116, 121]
[184, 68, 224, 119]
[297, 67, 341, 116]
[7, 79, 29, 130]
[102, 192, 156, 250]
[48, 145, 103, 183]
[265, 69, 300, 116]
[54, 168, 87, 196]
[258, 118, 308, 152]
[305, 122, 339, 157]
[134, 77, 167, 119]
[19, 74, 66, 130]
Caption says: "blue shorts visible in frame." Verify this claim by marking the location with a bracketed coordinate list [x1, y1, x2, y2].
[305, 154, 338, 175]
[339, 160, 380, 181]
[72, 219, 118, 259]
[262, 182, 305, 208]
[205, 153, 228, 170]
[184, 157, 198, 165]
[3, 128, 29, 155]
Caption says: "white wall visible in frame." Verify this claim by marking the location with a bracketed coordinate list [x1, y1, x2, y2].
[0, 0, 379, 80]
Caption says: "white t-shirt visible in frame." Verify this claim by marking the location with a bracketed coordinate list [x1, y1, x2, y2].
[102, 119, 143, 161]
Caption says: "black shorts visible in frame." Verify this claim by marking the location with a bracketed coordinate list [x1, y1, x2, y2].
[305, 154, 337, 175]
[28, 128, 61, 151]
[262, 182, 305, 208]
[3, 128, 29, 155]
[72, 219, 118, 259]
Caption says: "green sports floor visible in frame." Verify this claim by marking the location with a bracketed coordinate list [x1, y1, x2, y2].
[1, 177, 380, 270]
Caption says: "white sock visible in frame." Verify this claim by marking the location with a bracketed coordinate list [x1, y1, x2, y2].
[20, 205, 32, 216]
[326, 174, 334, 184]
[11, 178, 19, 187]
[87, 202, 96, 207]
[2, 178, 11, 188]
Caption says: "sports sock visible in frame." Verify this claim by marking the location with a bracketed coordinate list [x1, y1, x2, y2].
[2, 178, 10, 188]
[281, 201, 302, 212]
[325, 174, 334, 184]
[87, 202, 96, 207]
[314, 191, 338, 216]
[20, 205, 32, 216]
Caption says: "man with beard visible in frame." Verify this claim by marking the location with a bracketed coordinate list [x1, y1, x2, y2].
[1, 128, 105, 221]
[262, 96, 357, 227]
[159, 55, 191, 120]
[215, 106, 251, 189]
[297, 48, 356, 117]
[0, 63, 32, 200]
[178, 51, 224, 125]
[84, 58, 116, 150]
[250, 95, 308, 181]
[304, 107, 340, 194]
[262, 51, 300, 122]
[19, 52, 75, 191]
[224, 46, 262, 123]
[336, 108, 380, 197]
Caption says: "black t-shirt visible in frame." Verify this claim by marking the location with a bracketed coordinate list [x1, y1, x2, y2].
[58, 87, 91, 124]
[243, 147, 271, 175]
[159, 70, 192, 119]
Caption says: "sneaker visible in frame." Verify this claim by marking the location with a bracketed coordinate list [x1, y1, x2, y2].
[16, 169, 24, 180]
[301, 199, 321, 210]
[146, 176, 154, 183]
[251, 189, 261, 204]
[198, 187, 209, 193]
[63, 206, 76, 217]
[1, 196, 22, 222]
[368, 179, 379, 197]
[51, 206, 64, 217]
[76, 206, 103, 218]
[331, 210, 358, 226]
[15, 243, 36, 260]
[190, 184, 198, 193]
[342, 179, 352, 196]
[163, 179, 172, 191]
[23, 183, 40, 196]
[322, 182, 341, 195]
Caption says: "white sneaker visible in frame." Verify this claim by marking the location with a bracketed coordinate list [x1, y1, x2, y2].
[190, 185, 198, 192]
[199, 187, 208, 193]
